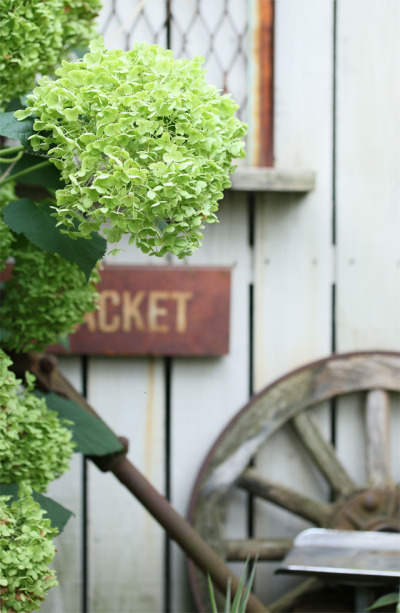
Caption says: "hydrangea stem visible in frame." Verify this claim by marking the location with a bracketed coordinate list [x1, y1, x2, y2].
[0, 145, 25, 158]
[0, 159, 51, 187]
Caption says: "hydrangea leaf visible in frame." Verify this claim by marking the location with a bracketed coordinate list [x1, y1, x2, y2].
[0, 483, 73, 534]
[0, 153, 63, 189]
[5, 97, 26, 112]
[0, 327, 11, 342]
[2, 198, 106, 281]
[0, 111, 35, 146]
[36, 392, 125, 456]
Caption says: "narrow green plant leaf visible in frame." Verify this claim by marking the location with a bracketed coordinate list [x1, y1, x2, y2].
[0, 483, 73, 534]
[239, 560, 258, 613]
[207, 574, 219, 613]
[37, 392, 124, 456]
[0, 112, 35, 147]
[0, 153, 62, 189]
[2, 199, 106, 281]
[368, 592, 400, 610]
[225, 578, 232, 613]
[231, 560, 248, 613]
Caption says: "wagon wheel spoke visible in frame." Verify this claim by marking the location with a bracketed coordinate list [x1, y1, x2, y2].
[237, 468, 333, 526]
[292, 411, 356, 497]
[224, 538, 293, 562]
[366, 389, 391, 487]
[268, 578, 323, 613]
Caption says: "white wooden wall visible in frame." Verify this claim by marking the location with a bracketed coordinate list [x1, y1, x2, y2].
[41, 1, 400, 611]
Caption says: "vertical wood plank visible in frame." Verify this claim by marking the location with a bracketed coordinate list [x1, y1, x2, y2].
[254, 0, 334, 390]
[87, 213, 168, 613]
[170, 192, 252, 612]
[87, 357, 166, 613]
[252, 0, 334, 604]
[335, 0, 400, 499]
[336, 0, 400, 352]
[366, 389, 391, 487]
[40, 357, 84, 613]
[88, 4, 171, 606]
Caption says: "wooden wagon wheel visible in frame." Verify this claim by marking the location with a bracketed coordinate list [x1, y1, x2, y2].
[187, 352, 400, 612]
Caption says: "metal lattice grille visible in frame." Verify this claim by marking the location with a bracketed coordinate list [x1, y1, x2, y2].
[98, 0, 249, 121]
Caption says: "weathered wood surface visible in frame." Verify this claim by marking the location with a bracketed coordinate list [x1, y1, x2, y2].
[224, 538, 292, 562]
[292, 412, 355, 497]
[190, 353, 400, 611]
[251, 1, 335, 603]
[238, 469, 333, 526]
[84, 231, 168, 612]
[366, 389, 391, 488]
[88, 356, 166, 613]
[268, 578, 323, 613]
[334, 0, 400, 523]
[39, 358, 83, 613]
[170, 192, 252, 612]
[230, 168, 315, 192]
[200, 354, 400, 492]
[43, 0, 400, 611]
[336, 0, 400, 353]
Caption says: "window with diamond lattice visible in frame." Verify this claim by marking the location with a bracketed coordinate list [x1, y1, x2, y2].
[98, 0, 273, 166]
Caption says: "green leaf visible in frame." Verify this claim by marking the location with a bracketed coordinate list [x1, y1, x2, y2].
[207, 574, 219, 613]
[2, 199, 106, 281]
[368, 593, 400, 610]
[0, 153, 62, 189]
[37, 392, 124, 456]
[57, 334, 71, 351]
[0, 483, 73, 534]
[0, 327, 11, 342]
[5, 97, 25, 113]
[0, 112, 35, 147]
[238, 560, 257, 613]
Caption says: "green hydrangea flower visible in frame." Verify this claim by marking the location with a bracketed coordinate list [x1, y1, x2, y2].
[0, 350, 75, 493]
[0, 487, 58, 612]
[0, 241, 99, 353]
[0, 0, 100, 108]
[0, 217, 14, 272]
[0, 183, 16, 271]
[0, 183, 15, 271]
[16, 38, 247, 258]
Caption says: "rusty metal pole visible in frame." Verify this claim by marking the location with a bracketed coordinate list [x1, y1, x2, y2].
[11, 353, 268, 613]
[112, 458, 267, 613]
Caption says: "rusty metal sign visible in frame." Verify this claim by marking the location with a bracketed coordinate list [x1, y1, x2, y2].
[51, 266, 231, 356]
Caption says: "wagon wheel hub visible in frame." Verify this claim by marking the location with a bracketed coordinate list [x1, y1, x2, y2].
[329, 488, 400, 533]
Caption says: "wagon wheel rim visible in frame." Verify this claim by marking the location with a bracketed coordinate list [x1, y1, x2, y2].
[187, 351, 400, 612]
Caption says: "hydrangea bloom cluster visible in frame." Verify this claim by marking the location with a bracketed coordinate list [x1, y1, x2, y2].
[16, 38, 247, 258]
[0, 488, 58, 611]
[0, 0, 101, 108]
[0, 350, 75, 493]
[0, 241, 99, 353]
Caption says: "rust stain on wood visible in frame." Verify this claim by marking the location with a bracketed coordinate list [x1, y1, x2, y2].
[255, 0, 274, 166]
[145, 358, 155, 479]
[49, 266, 231, 356]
